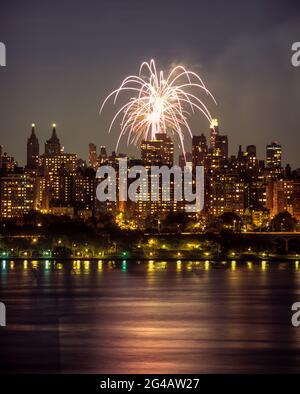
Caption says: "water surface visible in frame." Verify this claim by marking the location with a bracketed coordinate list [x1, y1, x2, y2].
[0, 260, 300, 373]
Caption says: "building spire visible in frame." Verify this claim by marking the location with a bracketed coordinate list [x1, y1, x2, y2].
[27, 123, 39, 168]
[45, 123, 61, 155]
[30, 123, 36, 136]
[52, 123, 57, 138]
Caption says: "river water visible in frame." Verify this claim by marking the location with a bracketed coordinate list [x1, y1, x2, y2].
[0, 259, 300, 373]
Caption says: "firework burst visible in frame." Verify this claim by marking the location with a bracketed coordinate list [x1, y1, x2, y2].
[100, 59, 216, 155]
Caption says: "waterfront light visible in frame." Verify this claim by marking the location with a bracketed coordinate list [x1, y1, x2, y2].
[205, 261, 210, 270]
[72, 260, 81, 270]
[176, 260, 182, 271]
[247, 262, 253, 270]
[122, 260, 127, 271]
[295, 261, 299, 270]
[98, 260, 103, 271]
[24, 260, 28, 270]
[231, 261, 236, 271]
[261, 261, 267, 271]
[2, 261, 6, 270]
[148, 260, 155, 271]
[161, 261, 167, 269]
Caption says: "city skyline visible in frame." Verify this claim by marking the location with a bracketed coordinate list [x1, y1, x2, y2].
[0, 120, 293, 168]
[1, 115, 299, 229]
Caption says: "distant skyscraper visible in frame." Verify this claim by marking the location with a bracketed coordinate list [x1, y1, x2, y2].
[27, 123, 39, 169]
[0, 152, 16, 171]
[98, 146, 108, 165]
[245, 145, 257, 171]
[215, 134, 228, 160]
[266, 142, 282, 168]
[45, 124, 61, 156]
[209, 119, 219, 149]
[192, 134, 207, 167]
[88, 143, 97, 168]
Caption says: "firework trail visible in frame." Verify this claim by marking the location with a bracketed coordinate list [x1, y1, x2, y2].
[100, 59, 216, 155]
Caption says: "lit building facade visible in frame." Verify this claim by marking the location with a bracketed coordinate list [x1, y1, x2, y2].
[0, 173, 34, 218]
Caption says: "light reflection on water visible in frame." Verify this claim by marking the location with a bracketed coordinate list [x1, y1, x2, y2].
[1, 259, 300, 275]
[0, 259, 300, 373]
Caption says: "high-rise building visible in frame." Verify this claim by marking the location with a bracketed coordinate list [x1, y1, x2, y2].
[266, 179, 298, 218]
[215, 134, 228, 160]
[205, 171, 246, 217]
[0, 152, 16, 171]
[192, 134, 207, 167]
[98, 146, 108, 165]
[88, 143, 98, 168]
[245, 145, 257, 171]
[45, 124, 61, 156]
[266, 142, 282, 169]
[208, 119, 228, 165]
[42, 153, 77, 173]
[73, 167, 96, 215]
[141, 133, 174, 167]
[209, 119, 219, 150]
[27, 123, 39, 169]
[0, 173, 35, 218]
[139, 133, 175, 219]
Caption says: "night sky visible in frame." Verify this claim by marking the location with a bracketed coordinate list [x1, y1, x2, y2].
[0, 0, 300, 166]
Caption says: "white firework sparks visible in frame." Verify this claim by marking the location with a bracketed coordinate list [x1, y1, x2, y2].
[100, 59, 216, 154]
